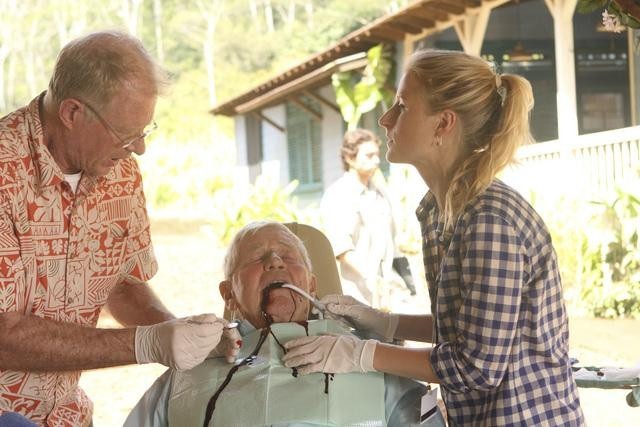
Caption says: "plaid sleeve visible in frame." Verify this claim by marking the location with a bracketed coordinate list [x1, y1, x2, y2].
[430, 212, 524, 393]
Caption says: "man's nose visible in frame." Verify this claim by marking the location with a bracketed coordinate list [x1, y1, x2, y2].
[264, 251, 285, 270]
[127, 137, 146, 155]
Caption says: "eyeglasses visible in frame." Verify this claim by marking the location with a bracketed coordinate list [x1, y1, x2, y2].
[79, 99, 157, 149]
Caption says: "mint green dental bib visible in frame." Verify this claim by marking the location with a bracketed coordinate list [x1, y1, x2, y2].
[167, 320, 386, 426]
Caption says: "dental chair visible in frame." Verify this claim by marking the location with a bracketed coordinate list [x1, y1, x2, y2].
[283, 222, 342, 298]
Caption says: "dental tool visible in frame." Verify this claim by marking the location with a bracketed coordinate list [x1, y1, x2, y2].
[281, 283, 326, 313]
[280, 284, 359, 329]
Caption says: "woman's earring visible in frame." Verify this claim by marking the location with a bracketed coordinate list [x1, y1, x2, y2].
[435, 135, 443, 146]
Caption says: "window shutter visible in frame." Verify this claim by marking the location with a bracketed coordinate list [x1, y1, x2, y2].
[286, 96, 323, 192]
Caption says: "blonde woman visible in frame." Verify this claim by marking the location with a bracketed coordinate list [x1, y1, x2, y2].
[284, 50, 585, 426]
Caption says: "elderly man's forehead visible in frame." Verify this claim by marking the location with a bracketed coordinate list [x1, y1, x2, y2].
[241, 226, 299, 250]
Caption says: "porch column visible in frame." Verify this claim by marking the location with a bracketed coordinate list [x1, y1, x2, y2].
[454, 8, 491, 55]
[630, 29, 639, 125]
[545, 0, 579, 139]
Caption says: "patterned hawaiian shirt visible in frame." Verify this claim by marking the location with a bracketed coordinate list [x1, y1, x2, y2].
[0, 94, 158, 426]
[417, 180, 585, 426]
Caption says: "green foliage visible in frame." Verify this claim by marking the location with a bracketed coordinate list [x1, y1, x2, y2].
[332, 44, 394, 130]
[578, 184, 640, 318]
[576, 0, 640, 29]
[543, 178, 640, 319]
[209, 176, 318, 245]
[138, 138, 234, 212]
[0, 0, 402, 248]
[576, 0, 606, 13]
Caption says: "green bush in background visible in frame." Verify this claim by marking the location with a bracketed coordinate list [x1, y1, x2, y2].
[543, 176, 640, 319]
[139, 138, 234, 215]
[209, 176, 319, 245]
[578, 184, 640, 318]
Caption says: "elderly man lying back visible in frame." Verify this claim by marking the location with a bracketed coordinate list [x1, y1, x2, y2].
[125, 221, 445, 426]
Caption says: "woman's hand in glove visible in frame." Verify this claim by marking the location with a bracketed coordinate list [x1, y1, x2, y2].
[282, 334, 377, 375]
[320, 295, 399, 342]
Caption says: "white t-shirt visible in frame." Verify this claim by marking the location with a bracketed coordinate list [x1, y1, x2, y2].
[63, 172, 82, 193]
[320, 172, 395, 305]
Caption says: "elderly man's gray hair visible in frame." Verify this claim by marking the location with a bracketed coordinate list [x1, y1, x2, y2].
[223, 221, 312, 279]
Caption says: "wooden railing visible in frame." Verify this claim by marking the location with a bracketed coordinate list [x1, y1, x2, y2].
[502, 126, 640, 200]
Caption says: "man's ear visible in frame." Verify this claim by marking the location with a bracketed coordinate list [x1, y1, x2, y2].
[308, 274, 317, 298]
[219, 280, 238, 311]
[58, 98, 83, 130]
[345, 155, 357, 170]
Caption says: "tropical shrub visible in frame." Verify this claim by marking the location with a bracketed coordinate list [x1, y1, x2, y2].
[209, 176, 318, 245]
[543, 179, 640, 318]
[578, 184, 640, 318]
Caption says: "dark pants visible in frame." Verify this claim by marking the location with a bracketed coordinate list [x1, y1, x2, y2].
[0, 413, 37, 427]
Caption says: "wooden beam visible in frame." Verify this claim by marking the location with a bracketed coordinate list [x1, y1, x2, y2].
[395, 14, 436, 29]
[388, 21, 424, 34]
[370, 25, 407, 41]
[430, 1, 466, 15]
[461, 0, 482, 7]
[418, 4, 449, 21]
[453, 8, 490, 55]
[304, 90, 341, 114]
[405, 0, 511, 58]
[253, 111, 285, 133]
[290, 97, 323, 122]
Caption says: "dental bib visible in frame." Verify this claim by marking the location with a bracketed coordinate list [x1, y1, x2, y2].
[167, 319, 386, 426]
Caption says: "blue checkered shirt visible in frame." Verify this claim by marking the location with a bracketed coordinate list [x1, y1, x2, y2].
[417, 180, 584, 426]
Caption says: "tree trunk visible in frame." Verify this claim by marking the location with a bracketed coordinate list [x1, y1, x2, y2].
[7, 49, 16, 107]
[0, 0, 18, 111]
[52, 1, 89, 49]
[120, 0, 144, 36]
[0, 55, 6, 111]
[24, 20, 39, 97]
[204, 18, 218, 108]
[153, 0, 165, 63]
[264, 0, 274, 33]
[195, 0, 224, 107]
[249, 0, 259, 25]
[287, 0, 296, 30]
[305, 0, 313, 29]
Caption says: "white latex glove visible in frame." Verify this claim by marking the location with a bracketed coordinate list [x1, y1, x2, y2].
[282, 334, 377, 375]
[135, 313, 224, 371]
[321, 295, 399, 342]
[208, 325, 242, 363]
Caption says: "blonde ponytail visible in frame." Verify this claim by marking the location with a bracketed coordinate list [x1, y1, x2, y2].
[407, 50, 534, 230]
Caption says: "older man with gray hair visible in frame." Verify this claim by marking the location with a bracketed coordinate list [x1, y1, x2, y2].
[126, 221, 445, 427]
[0, 31, 230, 426]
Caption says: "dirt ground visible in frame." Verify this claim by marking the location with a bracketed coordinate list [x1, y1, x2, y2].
[79, 219, 639, 426]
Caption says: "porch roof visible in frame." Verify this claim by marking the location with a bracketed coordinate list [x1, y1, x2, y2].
[211, 0, 501, 117]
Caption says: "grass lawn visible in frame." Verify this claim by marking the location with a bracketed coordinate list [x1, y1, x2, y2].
[79, 218, 639, 426]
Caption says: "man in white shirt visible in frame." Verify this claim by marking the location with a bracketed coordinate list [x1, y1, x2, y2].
[321, 129, 396, 306]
